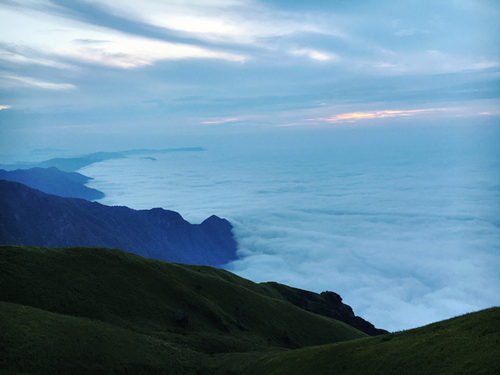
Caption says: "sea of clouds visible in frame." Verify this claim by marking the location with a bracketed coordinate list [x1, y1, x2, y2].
[81, 124, 500, 331]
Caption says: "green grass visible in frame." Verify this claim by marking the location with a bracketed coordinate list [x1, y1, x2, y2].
[242, 307, 500, 375]
[1, 245, 498, 374]
[0, 301, 201, 374]
[0, 245, 365, 374]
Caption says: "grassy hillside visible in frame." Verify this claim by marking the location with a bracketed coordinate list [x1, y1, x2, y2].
[243, 307, 500, 375]
[2, 244, 497, 374]
[0, 244, 365, 374]
[0, 301, 201, 374]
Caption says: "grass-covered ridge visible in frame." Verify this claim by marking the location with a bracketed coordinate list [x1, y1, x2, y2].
[243, 307, 500, 375]
[1, 244, 498, 374]
[0, 245, 365, 373]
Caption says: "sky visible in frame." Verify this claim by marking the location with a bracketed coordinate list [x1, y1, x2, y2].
[0, 0, 499, 155]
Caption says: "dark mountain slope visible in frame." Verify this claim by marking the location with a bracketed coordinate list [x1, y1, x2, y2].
[0, 180, 236, 266]
[1, 245, 497, 375]
[0, 301, 202, 375]
[243, 307, 500, 375]
[0, 245, 366, 363]
[0, 167, 104, 200]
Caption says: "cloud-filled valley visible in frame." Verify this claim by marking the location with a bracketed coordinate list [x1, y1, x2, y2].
[81, 125, 500, 331]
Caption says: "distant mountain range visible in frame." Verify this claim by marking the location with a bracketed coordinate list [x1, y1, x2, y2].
[0, 180, 237, 266]
[1, 147, 204, 172]
[0, 167, 104, 200]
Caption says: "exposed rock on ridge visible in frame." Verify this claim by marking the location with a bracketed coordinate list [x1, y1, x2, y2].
[263, 281, 388, 335]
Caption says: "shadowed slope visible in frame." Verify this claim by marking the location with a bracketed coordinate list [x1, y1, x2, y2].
[0, 245, 366, 355]
[0, 301, 201, 375]
[261, 282, 387, 336]
[243, 307, 500, 375]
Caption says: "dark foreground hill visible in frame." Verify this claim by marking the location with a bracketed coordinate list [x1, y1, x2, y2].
[0, 180, 236, 266]
[1, 245, 497, 375]
[0, 167, 104, 200]
[0, 245, 366, 374]
[244, 307, 500, 375]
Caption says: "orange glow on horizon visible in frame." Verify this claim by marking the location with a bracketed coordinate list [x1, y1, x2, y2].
[326, 109, 431, 123]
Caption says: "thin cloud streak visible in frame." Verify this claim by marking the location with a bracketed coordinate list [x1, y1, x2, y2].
[0, 105, 12, 111]
[201, 117, 239, 125]
[288, 108, 452, 125]
[325, 109, 434, 122]
[0, 47, 74, 70]
[1, 74, 76, 90]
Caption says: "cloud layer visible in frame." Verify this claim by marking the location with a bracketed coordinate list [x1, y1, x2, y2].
[81, 125, 500, 331]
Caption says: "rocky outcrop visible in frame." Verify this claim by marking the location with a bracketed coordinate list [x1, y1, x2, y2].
[263, 281, 388, 335]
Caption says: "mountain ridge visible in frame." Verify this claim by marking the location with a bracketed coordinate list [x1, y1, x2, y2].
[0, 180, 237, 266]
[0, 166, 104, 200]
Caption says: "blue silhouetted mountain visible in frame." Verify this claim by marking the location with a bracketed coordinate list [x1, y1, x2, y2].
[1, 147, 204, 172]
[36, 152, 126, 171]
[0, 167, 104, 200]
[0, 180, 237, 266]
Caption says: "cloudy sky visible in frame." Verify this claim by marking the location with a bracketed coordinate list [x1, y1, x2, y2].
[0, 0, 499, 154]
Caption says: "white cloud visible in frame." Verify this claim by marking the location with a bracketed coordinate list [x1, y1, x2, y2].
[80, 130, 500, 331]
[201, 117, 239, 125]
[0, 105, 12, 111]
[1, 74, 76, 90]
[289, 48, 337, 62]
[0, 47, 74, 69]
[84, 0, 343, 45]
[0, 3, 246, 69]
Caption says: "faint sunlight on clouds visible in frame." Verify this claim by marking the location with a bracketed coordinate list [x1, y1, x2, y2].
[0, 3, 246, 70]
[57, 37, 246, 68]
[85, 0, 341, 45]
[201, 117, 240, 125]
[324, 109, 435, 123]
[289, 48, 337, 62]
